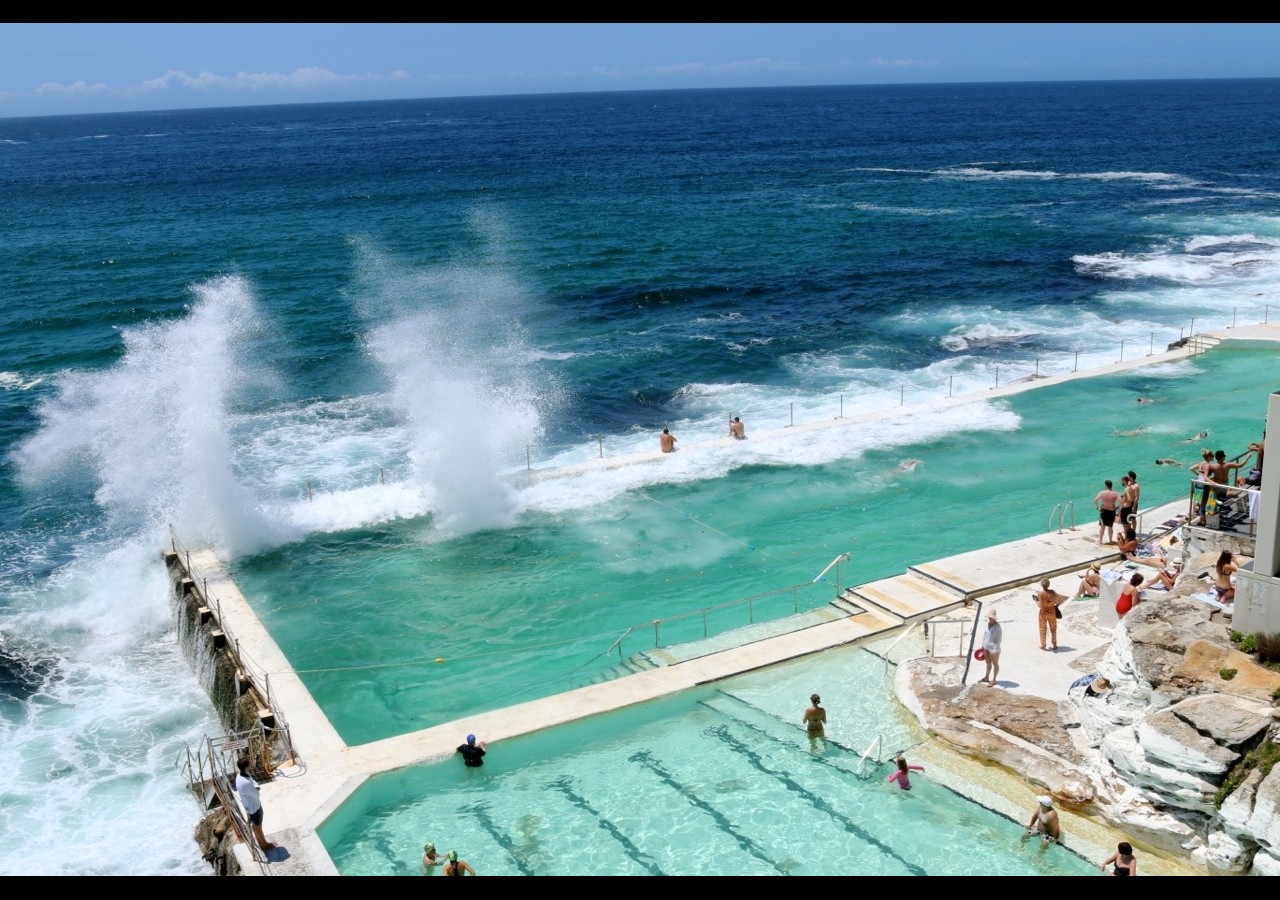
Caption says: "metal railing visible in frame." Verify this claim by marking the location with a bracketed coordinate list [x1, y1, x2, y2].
[881, 621, 921, 675]
[1048, 501, 1077, 534]
[601, 551, 854, 663]
[168, 526, 299, 770]
[1187, 478, 1259, 537]
[178, 729, 275, 872]
[857, 733, 883, 775]
[285, 308, 1276, 494]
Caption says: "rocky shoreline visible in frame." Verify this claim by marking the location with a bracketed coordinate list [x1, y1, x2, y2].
[894, 549, 1280, 875]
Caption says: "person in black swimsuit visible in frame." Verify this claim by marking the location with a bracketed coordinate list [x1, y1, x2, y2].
[1100, 841, 1137, 875]
[457, 733, 486, 767]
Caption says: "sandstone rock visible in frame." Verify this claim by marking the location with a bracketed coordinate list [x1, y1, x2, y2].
[897, 659, 1097, 806]
[1219, 767, 1266, 836]
[1101, 726, 1218, 814]
[1174, 640, 1280, 703]
[1250, 848, 1280, 876]
[1138, 709, 1239, 774]
[1200, 828, 1254, 876]
[1169, 694, 1274, 747]
[1245, 760, 1280, 851]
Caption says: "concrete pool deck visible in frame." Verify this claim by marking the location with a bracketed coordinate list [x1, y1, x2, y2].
[199, 324, 1278, 875]
[205, 494, 1191, 876]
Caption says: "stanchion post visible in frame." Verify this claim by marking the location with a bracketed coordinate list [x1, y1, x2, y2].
[995, 365, 999, 389]
[1119, 339, 1125, 363]
[948, 375, 953, 398]
[899, 385, 904, 406]
[1073, 350, 1079, 372]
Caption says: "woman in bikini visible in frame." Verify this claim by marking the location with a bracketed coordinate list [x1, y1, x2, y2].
[802, 693, 828, 750]
[1116, 572, 1143, 618]
[1100, 841, 1138, 876]
[1213, 550, 1238, 603]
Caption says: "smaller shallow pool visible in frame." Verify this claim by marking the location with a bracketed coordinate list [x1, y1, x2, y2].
[319, 645, 1099, 876]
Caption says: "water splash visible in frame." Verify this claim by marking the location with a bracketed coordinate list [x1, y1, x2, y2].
[13, 275, 286, 557]
[352, 234, 558, 536]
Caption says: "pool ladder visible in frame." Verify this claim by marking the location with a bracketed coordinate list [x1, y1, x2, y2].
[1048, 501, 1076, 534]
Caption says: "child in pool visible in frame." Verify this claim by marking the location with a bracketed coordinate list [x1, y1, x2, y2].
[886, 756, 925, 790]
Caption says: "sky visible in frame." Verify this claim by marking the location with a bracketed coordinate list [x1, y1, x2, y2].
[3, 22, 1280, 118]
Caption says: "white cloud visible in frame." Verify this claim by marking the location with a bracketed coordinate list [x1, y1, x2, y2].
[34, 80, 115, 98]
[137, 67, 410, 95]
[642, 57, 796, 77]
[865, 57, 939, 70]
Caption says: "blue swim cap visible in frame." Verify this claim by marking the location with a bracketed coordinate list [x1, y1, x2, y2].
[466, 734, 475, 744]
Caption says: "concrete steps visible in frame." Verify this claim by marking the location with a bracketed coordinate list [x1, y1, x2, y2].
[846, 572, 968, 622]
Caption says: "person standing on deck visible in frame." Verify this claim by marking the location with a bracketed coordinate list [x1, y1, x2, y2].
[1117, 475, 1134, 536]
[1094, 480, 1121, 545]
[1126, 470, 1141, 524]
[234, 757, 279, 855]
[980, 609, 1002, 686]
[1035, 578, 1065, 652]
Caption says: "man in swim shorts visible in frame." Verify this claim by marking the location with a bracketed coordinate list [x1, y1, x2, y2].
[1094, 479, 1120, 545]
[1021, 796, 1061, 849]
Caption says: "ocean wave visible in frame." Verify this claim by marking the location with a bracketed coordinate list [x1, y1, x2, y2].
[940, 166, 1185, 183]
[1074, 234, 1280, 284]
[0, 371, 46, 391]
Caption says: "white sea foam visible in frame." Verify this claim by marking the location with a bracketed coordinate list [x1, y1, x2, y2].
[1074, 233, 1280, 286]
[515, 400, 1021, 518]
[0, 534, 216, 875]
[0, 371, 45, 390]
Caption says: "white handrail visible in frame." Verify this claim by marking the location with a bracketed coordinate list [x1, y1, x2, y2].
[857, 734, 882, 774]
[882, 621, 920, 675]
[812, 552, 851, 583]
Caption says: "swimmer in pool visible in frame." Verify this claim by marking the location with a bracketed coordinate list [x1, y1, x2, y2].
[802, 693, 827, 751]
[886, 756, 925, 790]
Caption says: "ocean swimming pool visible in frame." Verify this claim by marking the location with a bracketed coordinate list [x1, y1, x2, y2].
[230, 346, 1276, 746]
[318, 645, 1099, 876]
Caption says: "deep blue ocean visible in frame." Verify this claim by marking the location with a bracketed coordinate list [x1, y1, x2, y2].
[2, 80, 1280, 874]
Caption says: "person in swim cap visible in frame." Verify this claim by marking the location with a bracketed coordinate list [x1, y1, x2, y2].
[443, 849, 476, 876]
[422, 842, 442, 870]
[456, 733, 487, 767]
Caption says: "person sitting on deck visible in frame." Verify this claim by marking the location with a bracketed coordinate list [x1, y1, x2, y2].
[1117, 526, 1172, 569]
[1073, 563, 1102, 599]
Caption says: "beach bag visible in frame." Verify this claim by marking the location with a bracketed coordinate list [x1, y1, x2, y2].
[974, 648, 986, 661]
[1055, 606, 1063, 620]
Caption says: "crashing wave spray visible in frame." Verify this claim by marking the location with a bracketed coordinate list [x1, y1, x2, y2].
[353, 234, 555, 535]
[15, 275, 285, 556]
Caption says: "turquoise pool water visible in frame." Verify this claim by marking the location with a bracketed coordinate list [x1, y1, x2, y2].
[319, 645, 1099, 876]
[231, 346, 1274, 746]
